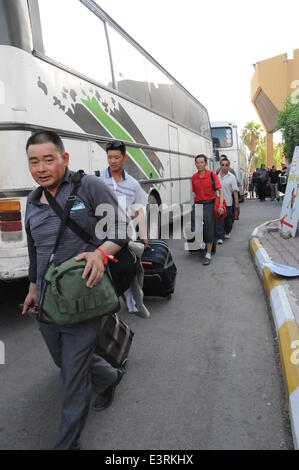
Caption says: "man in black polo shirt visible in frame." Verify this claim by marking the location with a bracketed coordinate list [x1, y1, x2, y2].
[22, 131, 128, 450]
[268, 165, 281, 201]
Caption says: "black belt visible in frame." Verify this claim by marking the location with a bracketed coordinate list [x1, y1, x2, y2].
[195, 200, 215, 205]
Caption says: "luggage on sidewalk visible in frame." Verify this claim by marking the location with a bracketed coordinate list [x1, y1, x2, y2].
[96, 313, 134, 368]
[141, 240, 177, 298]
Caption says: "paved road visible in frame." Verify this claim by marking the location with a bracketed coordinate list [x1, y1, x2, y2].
[0, 199, 293, 450]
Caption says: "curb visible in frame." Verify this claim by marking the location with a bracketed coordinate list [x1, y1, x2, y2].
[249, 224, 299, 450]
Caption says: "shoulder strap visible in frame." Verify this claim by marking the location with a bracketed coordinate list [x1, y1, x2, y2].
[210, 171, 216, 192]
[44, 171, 92, 258]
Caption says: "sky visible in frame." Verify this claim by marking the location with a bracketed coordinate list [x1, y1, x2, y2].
[98, 0, 299, 139]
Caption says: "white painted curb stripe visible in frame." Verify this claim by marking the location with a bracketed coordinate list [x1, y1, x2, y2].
[270, 285, 296, 333]
[251, 227, 259, 238]
[255, 247, 272, 277]
[290, 388, 299, 450]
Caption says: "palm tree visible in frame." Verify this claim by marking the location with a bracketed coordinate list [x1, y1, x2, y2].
[241, 121, 264, 170]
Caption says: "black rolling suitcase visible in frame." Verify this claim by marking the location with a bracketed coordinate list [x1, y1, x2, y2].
[141, 240, 177, 298]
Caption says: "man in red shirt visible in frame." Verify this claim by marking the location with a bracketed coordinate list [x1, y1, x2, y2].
[191, 154, 224, 265]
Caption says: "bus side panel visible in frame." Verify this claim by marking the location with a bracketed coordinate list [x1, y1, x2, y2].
[0, 131, 33, 280]
[0, 225, 29, 280]
[0, 131, 33, 189]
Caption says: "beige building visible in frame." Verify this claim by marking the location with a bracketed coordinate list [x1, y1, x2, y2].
[251, 48, 299, 166]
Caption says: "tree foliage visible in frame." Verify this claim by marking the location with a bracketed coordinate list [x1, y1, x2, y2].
[255, 140, 285, 169]
[273, 142, 284, 168]
[275, 97, 299, 162]
[255, 137, 266, 169]
[241, 121, 264, 170]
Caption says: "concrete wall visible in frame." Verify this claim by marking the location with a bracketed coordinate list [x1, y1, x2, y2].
[251, 49, 299, 165]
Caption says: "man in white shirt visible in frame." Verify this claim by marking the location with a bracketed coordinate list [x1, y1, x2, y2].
[216, 157, 239, 244]
[98, 140, 150, 318]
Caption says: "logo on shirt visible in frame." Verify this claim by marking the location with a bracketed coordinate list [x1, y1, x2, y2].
[70, 202, 86, 212]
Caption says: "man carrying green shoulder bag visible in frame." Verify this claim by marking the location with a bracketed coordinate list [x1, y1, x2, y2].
[22, 130, 129, 450]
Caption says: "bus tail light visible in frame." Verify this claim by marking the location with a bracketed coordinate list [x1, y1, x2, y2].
[0, 200, 22, 233]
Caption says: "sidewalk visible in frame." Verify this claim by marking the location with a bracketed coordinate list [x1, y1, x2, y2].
[249, 220, 299, 449]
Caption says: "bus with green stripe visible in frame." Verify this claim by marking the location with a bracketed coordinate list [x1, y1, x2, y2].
[0, 0, 214, 280]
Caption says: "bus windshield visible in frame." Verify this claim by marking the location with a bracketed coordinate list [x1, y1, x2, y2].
[211, 127, 233, 148]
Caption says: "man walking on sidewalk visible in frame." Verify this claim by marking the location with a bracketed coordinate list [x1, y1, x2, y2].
[256, 164, 268, 201]
[191, 154, 224, 265]
[216, 157, 239, 244]
[97, 140, 150, 318]
[268, 165, 281, 201]
[22, 131, 128, 450]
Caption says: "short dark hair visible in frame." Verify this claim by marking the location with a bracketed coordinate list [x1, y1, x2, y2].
[220, 154, 228, 159]
[26, 130, 65, 153]
[106, 140, 126, 156]
[195, 154, 207, 163]
[220, 157, 230, 165]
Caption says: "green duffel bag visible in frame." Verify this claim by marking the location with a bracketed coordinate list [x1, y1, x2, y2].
[39, 257, 119, 325]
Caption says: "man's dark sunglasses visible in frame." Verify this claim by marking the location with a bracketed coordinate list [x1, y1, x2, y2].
[106, 140, 125, 151]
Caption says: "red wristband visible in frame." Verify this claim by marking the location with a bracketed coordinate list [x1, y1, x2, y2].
[96, 247, 118, 265]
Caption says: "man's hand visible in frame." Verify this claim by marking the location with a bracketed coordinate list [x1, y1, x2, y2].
[140, 237, 149, 248]
[22, 283, 37, 315]
[218, 207, 225, 216]
[75, 251, 105, 288]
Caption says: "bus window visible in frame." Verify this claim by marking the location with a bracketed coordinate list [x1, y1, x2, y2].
[211, 127, 233, 148]
[200, 109, 212, 140]
[172, 84, 211, 139]
[107, 25, 151, 107]
[172, 85, 188, 127]
[145, 61, 173, 118]
[38, 0, 113, 88]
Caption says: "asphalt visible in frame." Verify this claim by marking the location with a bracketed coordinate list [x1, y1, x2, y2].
[0, 199, 293, 450]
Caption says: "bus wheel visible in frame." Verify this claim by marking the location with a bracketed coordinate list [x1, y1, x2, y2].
[147, 194, 161, 239]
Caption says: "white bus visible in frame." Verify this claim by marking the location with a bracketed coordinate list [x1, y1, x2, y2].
[211, 121, 249, 201]
[0, 0, 214, 281]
